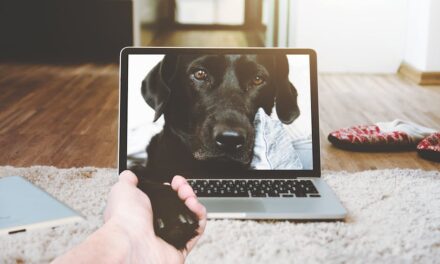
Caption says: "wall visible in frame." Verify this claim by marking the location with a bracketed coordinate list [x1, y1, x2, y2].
[0, 0, 134, 61]
[426, 0, 440, 71]
[403, 0, 430, 71]
[286, 0, 409, 73]
[403, 0, 440, 72]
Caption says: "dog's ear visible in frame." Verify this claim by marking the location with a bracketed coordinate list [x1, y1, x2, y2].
[273, 55, 300, 124]
[141, 55, 178, 122]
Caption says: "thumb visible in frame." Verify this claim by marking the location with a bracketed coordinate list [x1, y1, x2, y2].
[119, 170, 139, 186]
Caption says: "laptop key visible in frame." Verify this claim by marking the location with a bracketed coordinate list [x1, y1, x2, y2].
[268, 190, 280, 197]
[191, 179, 320, 198]
[211, 180, 220, 186]
[294, 192, 307, 197]
[232, 190, 249, 197]
[305, 186, 318, 194]
[251, 193, 267, 197]
[250, 189, 267, 197]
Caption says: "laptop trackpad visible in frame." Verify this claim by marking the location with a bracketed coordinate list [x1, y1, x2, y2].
[200, 199, 266, 213]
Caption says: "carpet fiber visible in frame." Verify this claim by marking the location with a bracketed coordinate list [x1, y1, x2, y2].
[0, 166, 439, 263]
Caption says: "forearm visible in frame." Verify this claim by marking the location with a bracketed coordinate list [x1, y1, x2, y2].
[52, 220, 131, 264]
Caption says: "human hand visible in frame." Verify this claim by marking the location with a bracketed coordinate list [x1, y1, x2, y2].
[104, 170, 207, 264]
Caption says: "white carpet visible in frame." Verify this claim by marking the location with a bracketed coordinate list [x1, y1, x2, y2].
[0, 166, 439, 264]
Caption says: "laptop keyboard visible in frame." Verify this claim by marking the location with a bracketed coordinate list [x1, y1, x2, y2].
[188, 179, 320, 198]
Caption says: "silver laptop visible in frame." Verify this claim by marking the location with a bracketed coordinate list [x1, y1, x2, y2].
[118, 47, 346, 220]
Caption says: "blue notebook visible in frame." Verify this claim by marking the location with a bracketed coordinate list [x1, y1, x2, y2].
[0, 176, 84, 235]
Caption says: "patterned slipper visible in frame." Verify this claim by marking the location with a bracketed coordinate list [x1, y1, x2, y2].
[328, 124, 413, 151]
[417, 133, 440, 162]
[328, 120, 437, 151]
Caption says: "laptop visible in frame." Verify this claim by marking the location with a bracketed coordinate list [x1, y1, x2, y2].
[0, 176, 83, 235]
[118, 47, 346, 220]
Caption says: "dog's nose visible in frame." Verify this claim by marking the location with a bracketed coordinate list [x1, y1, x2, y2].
[214, 130, 245, 150]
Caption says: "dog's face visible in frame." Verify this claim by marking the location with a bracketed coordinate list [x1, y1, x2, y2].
[142, 54, 300, 166]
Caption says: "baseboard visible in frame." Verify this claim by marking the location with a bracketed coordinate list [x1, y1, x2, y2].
[398, 62, 440, 85]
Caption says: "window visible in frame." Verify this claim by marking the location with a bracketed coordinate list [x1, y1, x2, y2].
[176, 0, 245, 25]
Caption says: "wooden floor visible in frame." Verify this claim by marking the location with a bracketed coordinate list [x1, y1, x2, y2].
[150, 30, 249, 47]
[319, 74, 440, 171]
[142, 29, 262, 47]
[0, 63, 119, 168]
[1, 29, 439, 171]
[1, 63, 439, 171]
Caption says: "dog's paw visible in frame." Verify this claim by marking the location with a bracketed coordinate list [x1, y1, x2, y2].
[137, 179, 199, 250]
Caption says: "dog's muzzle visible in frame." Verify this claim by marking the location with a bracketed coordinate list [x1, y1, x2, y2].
[213, 126, 246, 151]
[194, 116, 254, 164]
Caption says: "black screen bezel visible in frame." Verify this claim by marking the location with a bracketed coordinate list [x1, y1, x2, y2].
[118, 47, 321, 178]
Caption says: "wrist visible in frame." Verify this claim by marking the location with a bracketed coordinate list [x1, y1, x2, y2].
[105, 217, 167, 264]
[89, 220, 132, 263]
[106, 214, 156, 245]
[52, 220, 132, 264]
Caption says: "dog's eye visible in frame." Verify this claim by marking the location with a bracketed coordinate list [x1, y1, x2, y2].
[193, 70, 208, 81]
[252, 75, 265, 85]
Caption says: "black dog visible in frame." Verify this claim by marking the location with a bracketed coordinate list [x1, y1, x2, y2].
[140, 54, 300, 182]
[131, 54, 300, 248]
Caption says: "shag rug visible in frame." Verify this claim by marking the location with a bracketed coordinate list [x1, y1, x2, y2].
[0, 166, 439, 264]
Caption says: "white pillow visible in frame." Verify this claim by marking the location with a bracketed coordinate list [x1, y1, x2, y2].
[251, 108, 303, 170]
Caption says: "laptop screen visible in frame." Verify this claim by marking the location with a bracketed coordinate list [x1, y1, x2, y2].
[122, 49, 319, 180]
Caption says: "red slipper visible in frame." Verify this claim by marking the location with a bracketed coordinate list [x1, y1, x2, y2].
[328, 124, 413, 151]
[417, 133, 440, 162]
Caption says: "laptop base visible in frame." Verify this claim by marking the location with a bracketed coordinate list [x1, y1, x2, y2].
[199, 178, 346, 219]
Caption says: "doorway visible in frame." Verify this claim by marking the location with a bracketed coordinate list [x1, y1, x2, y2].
[139, 0, 266, 47]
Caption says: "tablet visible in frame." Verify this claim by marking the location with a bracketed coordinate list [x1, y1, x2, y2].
[0, 176, 84, 235]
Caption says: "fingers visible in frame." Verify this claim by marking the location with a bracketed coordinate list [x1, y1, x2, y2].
[119, 170, 138, 186]
[177, 184, 197, 201]
[183, 197, 207, 254]
[186, 197, 207, 242]
[172, 175, 197, 200]
[171, 175, 187, 191]
[172, 175, 205, 220]
[170, 176, 208, 254]
[171, 175, 207, 230]
[184, 197, 206, 221]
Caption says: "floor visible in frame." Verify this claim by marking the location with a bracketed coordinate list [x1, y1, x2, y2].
[319, 73, 440, 171]
[1, 62, 439, 171]
[147, 30, 254, 47]
[1, 29, 439, 171]
[0, 63, 119, 168]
